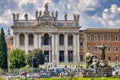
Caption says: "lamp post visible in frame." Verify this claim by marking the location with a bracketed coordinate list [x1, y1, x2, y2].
[32, 52, 34, 74]
[70, 51, 72, 73]
[45, 56, 48, 71]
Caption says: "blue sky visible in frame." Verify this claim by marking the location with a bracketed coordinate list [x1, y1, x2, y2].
[0, 0, 120, 33]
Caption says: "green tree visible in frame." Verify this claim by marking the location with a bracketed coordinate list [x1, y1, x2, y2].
[0, 28, 8, 70]
[9, 49, 26, 70]
[27, 49, 45, 68]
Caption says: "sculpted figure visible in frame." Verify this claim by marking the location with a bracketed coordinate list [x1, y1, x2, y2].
[86, 51, 99, 74]
[97, 43, 107, 60]
[55, 10, 58, 18]
[86, 51, 94, 69]
[91, 56, 99, 74]
[74, 14, 76, 20]
[35, 10, 38, 19]
[12, 13, 15, 21]
[51, 12, 54, 17]
[24, 13, 28, 20]
[64, 13, 67, 20]
[77, 14, 80, 21]
[17, 13, 19, 20]
[45, 3, 48, 11]
[39, 10, 42, 17]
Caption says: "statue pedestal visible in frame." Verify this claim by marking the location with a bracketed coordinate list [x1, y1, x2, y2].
[99, 60, 108, 67]
[98, 60, 112, 77]
[83, 69, 96, 77]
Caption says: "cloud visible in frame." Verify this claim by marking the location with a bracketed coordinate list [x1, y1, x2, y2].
[0, 0, 120, 30]
[102, 4, 120, 27]
[0, 9, 12, 24]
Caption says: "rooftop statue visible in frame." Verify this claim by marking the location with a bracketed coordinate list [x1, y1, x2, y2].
[64, 13, 67, 20]
[45, 3, 48, 11]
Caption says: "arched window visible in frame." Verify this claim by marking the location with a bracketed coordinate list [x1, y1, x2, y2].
[59, 34, 64, 45]
[87, 34, 91, 40]
[68, 34, 73, 45]
[94, 35, 98, 41]
[19, 33, 25, 45]
[107, 35, 111, 41]
[94, 46, 98, 51]
[101, 35, 104, 41]
[115, 34, 119, 41]
[28, 33, 34, 45]
[107, 46, 111, 51]
[44, 33, 49, 45]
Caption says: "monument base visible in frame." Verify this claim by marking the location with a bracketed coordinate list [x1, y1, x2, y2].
[98, 60, 112, 77]
[82, 69, 96, 77]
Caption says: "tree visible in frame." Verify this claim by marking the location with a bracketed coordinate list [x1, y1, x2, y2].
[27, 49, 45, 68]
[0, 28, 8, 70]
[9, 49, 26, 69]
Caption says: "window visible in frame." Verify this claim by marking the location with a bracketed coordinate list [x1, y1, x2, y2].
[80, 41, 83, 47]
[108, 56, 111, 61]
[107, 46, 111, 51]
[44, 33, 50, 45]
[59, 34, 64, 45]
[80, 55, 83, 61]
[44, 51, 49, 62]
[115, 46, 119, 52]
[68, 51, 73, 62]
[115, 35, 119, 41]
[28, 34, 34, 45]
[87, 46, 91, 52]
[116, 55, 118, 61]
[94, 35, 98, 41]
[94, 46, 98, 51]
[107, 35, 111, 41]
[87, 34, 91, 40]
[19, 33, 25, 45]
[59, 51, 64, 62]
[68, 34, 73, 45]
[101, 35, 104, 41]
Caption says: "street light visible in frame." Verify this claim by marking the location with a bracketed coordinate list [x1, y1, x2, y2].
[32, 52, 34, 74]
[45, 56, 48, 71]
[70, 51, 72, 73]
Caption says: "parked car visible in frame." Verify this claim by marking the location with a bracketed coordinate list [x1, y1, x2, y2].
[20, 72, 27, 76]
[8, 74, 17, 79]
[38, 73, 47, 78]
[27, 73, 34, 78]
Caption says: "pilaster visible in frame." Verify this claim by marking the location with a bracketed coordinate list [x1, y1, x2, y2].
[65, 33, 68, 63]
[25, 33, 28, 54]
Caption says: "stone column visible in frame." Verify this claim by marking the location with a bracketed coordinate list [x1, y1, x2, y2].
[76, 34, 80, 63]
[13, 33, 16, 49]
[73, 34, 77, 62]
[65, 33, 68, 63]
[16, 33, 19, 48]
[51, 34, 55, 63]
[55, 33, 59, 67]
[25, 33, 28, 54]
[39, 33, 42, 49]
[34, 33, 38, 48]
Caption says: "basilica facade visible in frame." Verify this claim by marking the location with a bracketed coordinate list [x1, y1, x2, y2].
[11, 3, 120, 67]
[11, 3, 80, 67]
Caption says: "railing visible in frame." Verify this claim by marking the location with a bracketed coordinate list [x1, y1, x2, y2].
[13, 20, 79, 27]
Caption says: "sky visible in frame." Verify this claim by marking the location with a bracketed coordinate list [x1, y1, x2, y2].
[0, 0, 120, 33]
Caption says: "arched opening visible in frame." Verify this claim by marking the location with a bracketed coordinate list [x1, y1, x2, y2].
[59, 34, 64, 45]
[28, 33, 34, 45]
[19, 33, 25, 45]
[44, 33, 50, 45]
[68, 34, 73, 45]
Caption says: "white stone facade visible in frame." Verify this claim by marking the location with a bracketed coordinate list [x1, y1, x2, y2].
[11, 3, 80, 67]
